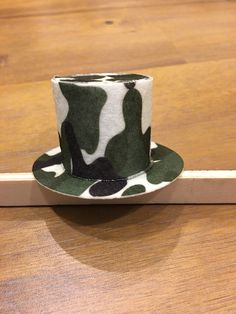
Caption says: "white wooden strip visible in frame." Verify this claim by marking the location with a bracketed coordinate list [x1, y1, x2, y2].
[0, 173, 34, 181]
[0, 171, 236, 206]
[182, 170, 236, 179]
[2, 170, 236, 181]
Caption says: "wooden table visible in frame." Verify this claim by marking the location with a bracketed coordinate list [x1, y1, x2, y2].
[0, 0, 236, 313]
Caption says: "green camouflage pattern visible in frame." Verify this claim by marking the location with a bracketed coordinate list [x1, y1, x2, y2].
[33, 74, 184, 199]
[33, 142, 183, 199]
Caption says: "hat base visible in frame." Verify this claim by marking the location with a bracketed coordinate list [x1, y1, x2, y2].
[32, 142, 184, 199]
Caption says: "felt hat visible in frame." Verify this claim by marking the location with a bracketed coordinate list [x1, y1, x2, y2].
[32, 73, 184, 199]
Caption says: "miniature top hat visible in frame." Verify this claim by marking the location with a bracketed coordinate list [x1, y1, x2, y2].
[32, 73, 184, 199]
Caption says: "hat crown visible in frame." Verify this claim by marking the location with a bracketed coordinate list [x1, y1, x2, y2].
[52, 73, 153, 180]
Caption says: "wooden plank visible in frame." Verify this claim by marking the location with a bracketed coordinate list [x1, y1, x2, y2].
[1, 170, 236, 206]
[1, 1, 236, 84]
[0, 0, 224, 18]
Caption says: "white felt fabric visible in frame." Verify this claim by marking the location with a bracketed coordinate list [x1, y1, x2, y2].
[80, 169, 169, 199]
[46, 147, 61, 156]
[135, 78, 153, 134]
[41, 164, 65, 178]
[52, 81, 69, 136]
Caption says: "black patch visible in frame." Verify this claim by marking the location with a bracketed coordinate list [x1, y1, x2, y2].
[32, 154, 62, 171]
[89, 180, 127, 197]
[143, 126, 151, 153]
[64, 121, 125, 180]
[125, 82, 136, 89]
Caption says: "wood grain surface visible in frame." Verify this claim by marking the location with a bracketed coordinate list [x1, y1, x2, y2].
[1, 0, 236, 313]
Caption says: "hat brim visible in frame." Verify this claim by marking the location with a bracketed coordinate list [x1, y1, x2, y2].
[32, 142, 184, 199]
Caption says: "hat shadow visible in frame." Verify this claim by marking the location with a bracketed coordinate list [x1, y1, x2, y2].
[40, 204, 184, 273]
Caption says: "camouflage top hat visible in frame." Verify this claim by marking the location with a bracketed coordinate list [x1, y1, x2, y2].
[32, 73, 184, 199]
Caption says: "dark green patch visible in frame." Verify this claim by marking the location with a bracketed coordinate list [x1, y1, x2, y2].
[122, 184, 146, 196]
[59, 83, 107, 157]
[147, 144, 184, 184]
[107, 74, 148, 82]
[105, 88, 150, 177]
[53, 176, 95, 196]
[58, 75, 105, 82]
[33, 168, 95, 196]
